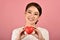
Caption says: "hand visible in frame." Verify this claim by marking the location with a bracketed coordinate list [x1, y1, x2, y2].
[20, 27, 27, 40]
[32, 27, 45, 40]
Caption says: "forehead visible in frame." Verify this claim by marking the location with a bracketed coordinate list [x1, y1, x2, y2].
[27, 6, 39, 12]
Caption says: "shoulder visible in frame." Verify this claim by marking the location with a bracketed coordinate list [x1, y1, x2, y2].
[37, 27, 49, 34]
[37, 27, 49, 40]
[11, 27, 24, 40]
[12, 27, 24, 34]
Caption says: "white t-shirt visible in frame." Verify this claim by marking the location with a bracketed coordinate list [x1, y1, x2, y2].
[11, 27, 49, 40]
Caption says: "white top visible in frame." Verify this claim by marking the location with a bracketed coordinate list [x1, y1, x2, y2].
[11, 27, 49, 40]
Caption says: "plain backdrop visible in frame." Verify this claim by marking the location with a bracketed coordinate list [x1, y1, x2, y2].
[0, 0, 60, 40]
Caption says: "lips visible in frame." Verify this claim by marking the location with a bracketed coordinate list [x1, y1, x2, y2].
[28, 17, 34, 21]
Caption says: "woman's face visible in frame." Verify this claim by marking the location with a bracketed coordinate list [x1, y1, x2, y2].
[25, 6, 40, 24]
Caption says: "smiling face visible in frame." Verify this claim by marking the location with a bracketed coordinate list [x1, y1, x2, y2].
[25, 6, 40, 24]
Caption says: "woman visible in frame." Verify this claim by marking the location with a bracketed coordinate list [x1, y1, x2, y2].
[11, 2, 49, 40]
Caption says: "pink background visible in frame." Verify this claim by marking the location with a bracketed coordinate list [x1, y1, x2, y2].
[0, 0, 60, 40]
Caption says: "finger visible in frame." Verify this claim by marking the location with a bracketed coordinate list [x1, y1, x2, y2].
[34, 28, 39, 35]
[34, 27, 45, 40]
[34, 28, 44, 38]
[20, 34, 28, 40]
[21, 34, 27, 39]
[33, 27, 37, 29]
[20, 28, 25, 36]
[35, 28, 42, 35]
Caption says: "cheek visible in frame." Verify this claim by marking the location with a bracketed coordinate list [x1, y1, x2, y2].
[34, 16, 39, 22]
[35, 16, 39, 20]
[33, 17, 38, 23]
[25, 13, 29, 17]
[25, 13, 30, 17]
[25, 14, 28, 20]
[25, 14, 29, 20]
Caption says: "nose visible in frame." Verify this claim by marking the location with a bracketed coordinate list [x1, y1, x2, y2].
[30, 14, 34, 17]
[30, 13, 34, 17]
[30, 14, 35, 19]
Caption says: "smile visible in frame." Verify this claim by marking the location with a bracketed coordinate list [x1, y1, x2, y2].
[28, 18, 34, 21]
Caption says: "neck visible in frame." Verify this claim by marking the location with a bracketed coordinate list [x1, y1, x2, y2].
[24, 22, 36, 27]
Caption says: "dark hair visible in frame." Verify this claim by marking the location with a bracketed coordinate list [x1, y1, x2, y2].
[25, 2, 42, 24]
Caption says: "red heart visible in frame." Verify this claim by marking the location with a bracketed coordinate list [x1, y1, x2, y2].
[25, 26, 34, 34]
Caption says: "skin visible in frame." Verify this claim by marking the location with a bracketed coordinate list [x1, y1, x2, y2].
[19, 6, 45, 40]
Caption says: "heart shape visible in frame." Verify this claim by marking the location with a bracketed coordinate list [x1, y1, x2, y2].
[25, 26, 34, 34]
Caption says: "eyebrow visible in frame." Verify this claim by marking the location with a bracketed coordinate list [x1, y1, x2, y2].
[35, 12, 39, 13]
[27, 9, 39, 14]
[27, 10, 32, 12]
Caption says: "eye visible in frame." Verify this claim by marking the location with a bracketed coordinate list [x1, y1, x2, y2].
[34, 12, 39, 16]
[28, 11, 31, 14]
[34, 13, 38, 15]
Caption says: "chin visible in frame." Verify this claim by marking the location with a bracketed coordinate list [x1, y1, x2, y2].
[26, 19, 35, 24]
[28, 21, 35, 24]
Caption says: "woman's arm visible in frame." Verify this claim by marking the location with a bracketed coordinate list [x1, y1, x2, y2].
[11, 29, 20, 40]
[32, 27, 49, 40]
[37, 27, 49, 40]
[11, 27, 24, 40]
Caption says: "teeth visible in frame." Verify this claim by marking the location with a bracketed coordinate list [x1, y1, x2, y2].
[28, 18, 34, 21]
